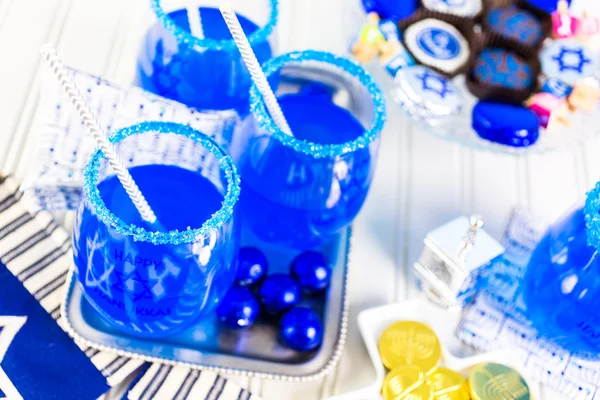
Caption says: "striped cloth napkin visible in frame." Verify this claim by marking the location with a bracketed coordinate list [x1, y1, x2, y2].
[0, 175, 260, 400]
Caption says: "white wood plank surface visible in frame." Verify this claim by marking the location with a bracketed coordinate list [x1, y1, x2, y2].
[2, 1, 600, 399]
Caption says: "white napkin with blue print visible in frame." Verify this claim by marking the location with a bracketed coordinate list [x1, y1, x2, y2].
[22, 69, 239, 212]
[457, 208, 600, 400]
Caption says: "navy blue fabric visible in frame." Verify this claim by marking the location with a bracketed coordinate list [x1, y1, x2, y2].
[0, 260, 109, 399]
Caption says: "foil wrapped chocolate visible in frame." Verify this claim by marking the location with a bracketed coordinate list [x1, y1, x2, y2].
[413, 216, 505, 308]
[391, 65, 463, 122]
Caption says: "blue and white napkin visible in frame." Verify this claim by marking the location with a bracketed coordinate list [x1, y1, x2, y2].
[0, 175, 260, 400]
[457, 209, 600, 400]
[22, 69, 239, 212]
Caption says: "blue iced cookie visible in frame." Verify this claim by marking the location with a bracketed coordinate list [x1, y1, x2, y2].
[403, 18, 470, 75]
[541, 39, 598, 86]
[472, 102, 540, 147]
[361, 0, 417, 20]
[473, 49, 533, 91]
[487, 6, 544, 46]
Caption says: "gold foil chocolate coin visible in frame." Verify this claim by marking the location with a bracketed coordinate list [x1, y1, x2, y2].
[429, 368, 469, 400]
[382, 365, 433, 400]
[378, 321, 442, 373]
[469, 363, 530, 400]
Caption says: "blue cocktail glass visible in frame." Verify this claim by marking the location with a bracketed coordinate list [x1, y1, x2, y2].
[229, 51, 386, 249]
[73, 122, 240, 338]
[137, 0, 277, 111]
[523, 192, 600, 358]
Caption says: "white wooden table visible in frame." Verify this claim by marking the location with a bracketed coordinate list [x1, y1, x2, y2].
[1, 0, 598, 398]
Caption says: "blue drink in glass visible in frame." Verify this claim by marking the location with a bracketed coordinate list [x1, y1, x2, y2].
[137, 0, 277, 111]
[523, 196, 600, 358]
[229, 51, 386, 249]
[73, 122, 240, 338]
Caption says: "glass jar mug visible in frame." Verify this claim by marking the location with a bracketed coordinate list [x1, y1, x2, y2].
[73, 122, 240, 338]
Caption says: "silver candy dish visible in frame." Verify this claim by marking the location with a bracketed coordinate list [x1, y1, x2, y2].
[62, 228, 353, 381]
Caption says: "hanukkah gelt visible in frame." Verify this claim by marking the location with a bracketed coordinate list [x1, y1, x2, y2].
[468, 363, 530, 400]
[429, 368, 469, 400]
[378, 321, 441, 373]
[391, 66, 463, 121]
[382, 365, 433, 400]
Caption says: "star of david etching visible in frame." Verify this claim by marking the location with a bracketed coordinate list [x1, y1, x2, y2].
[417, 69, 453, 99]
[113, 270, 158, 302]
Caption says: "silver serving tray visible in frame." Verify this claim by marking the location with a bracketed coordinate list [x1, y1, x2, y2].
[62, 228, 352, 381]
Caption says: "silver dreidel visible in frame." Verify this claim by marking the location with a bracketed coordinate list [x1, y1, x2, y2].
[413, 216, 505, 309]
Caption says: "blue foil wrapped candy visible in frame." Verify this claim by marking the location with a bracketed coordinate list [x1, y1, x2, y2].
[472, 102, 540, 147]
[391, 66, 463, 122]
[235, 247, 268, 287]
[291, 251, 332, 293]
[258, 274, 300, 314]
[361, 0, 418, 20]
[217, 287, 261, 329]
[280, 307, 324, 352]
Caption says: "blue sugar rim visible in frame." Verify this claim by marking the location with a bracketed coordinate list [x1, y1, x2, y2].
[585, 182, 600, 251]
[249, 50, 387, 159]
[83, 121, 241, 245]
[151, 0, 278, 51]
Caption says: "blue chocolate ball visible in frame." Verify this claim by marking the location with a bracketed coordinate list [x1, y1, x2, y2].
[472, 101, 540, 147]
[258, 274, 300, 314]
[280, 307, 324, 352]
[291, 251, 332, 293]
[236, 247, 268, 287]
[217, 287, 260, 329]
[473, 49, 533, 91]
[361, 0, 417, 20]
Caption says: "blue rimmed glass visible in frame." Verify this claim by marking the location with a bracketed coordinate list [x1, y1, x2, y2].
[137, 0, 278, 111]
[229, 50, 386, 249]
[73, 122, 240, 338]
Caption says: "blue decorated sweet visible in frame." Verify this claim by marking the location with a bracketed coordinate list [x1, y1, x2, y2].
[291, 251, 332, 293]
[216, 287, 260, 329]
[235, 247, 268, 287]
[526, 0, 570, 14]
[472, 101, 540, 147]
[258, 274, 300, 314]
[487, 6, 544, 46]
[361, 0, 417, 20]
[540, 39, 598, 86]
[280, 307, 324, 352]
[473, 49, 533, 91]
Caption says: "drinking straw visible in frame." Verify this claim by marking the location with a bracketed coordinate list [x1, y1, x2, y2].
[186, 1, 204, 39]
[40, 45, 158, 224]
[219, 4, 293, 136]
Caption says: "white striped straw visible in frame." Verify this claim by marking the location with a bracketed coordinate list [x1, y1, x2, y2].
[40, 45, 158, 224]
[219, 4, 293, 136]
[186, 1, 204, 39]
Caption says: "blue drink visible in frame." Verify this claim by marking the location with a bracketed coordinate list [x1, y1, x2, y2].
[137, 1, 277, 111]
[230, 51, 386, 249]
[524, 204, 600, 358]
[73, 122, 240, 338]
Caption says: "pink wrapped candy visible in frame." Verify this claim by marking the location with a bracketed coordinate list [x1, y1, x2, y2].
[527, 92, 569, 128]
[552, 1, 579, 39]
